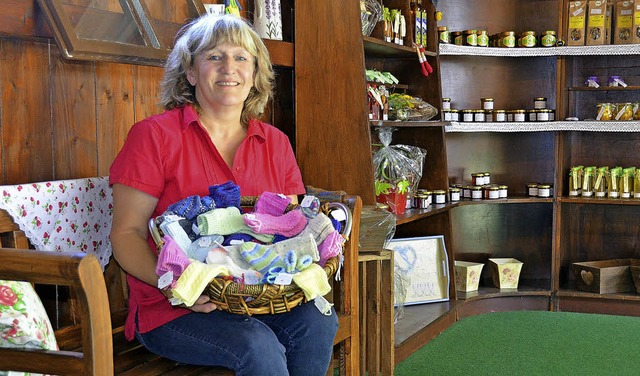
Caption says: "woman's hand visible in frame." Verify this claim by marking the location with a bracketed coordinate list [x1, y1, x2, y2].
[161, 289, 218, 313]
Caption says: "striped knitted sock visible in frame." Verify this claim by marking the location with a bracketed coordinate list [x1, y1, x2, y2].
[240, 242, 283, 275]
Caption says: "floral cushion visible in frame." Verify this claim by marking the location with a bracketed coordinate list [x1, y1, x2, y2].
[0, 280, 58, 376]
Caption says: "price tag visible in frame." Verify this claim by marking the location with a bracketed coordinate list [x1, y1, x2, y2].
[330, 208, 347, 222]
[157, 271, 173, 290]
[314, 296, 333, 315]
[274, 273, 293, 285]
[301, 195, 317, 207]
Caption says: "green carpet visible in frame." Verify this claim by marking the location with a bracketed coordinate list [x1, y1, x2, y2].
[395, 310, 640, 376]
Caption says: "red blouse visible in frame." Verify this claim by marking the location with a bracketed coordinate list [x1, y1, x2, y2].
[109, 105, 305, 340]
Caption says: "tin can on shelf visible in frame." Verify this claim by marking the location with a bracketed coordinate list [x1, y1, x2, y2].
[438, 26, 450, 43]
[540, 30, 557, 47]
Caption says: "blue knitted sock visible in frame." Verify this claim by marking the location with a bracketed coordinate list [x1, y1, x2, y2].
[167, 195, 202, 220]
[209, 181, 241, 209]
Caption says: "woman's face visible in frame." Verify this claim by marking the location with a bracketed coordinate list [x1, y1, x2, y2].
[187, 42, 255, 113]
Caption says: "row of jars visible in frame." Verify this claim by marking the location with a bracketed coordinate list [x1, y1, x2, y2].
[438, 27, 559, 48]
[526, 183, 555, 198]
[443, 97, 549, 111]
[443, 109, 556, 123]
[410, 184, 510, 208]
[569, 166, 640, 199]
[595, 102, 640, 121]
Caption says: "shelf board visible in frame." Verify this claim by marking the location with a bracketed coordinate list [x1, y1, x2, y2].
[394, 301, 456, 346]
[363, 36, 437, 58]
[445, 120, 640, 132]
[456, 286, 552, 301]
[556, 289, 640, 301]
[366, 81, 410, 90]
[569, 86, 640, 92]
[439, 43, 640, 57]
[395, 203, 455, 225]
[558, 196, 640, 205]
[371, 120, 446, 128]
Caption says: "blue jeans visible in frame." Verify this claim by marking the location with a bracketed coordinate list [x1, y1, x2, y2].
[136, 301, 338, 376]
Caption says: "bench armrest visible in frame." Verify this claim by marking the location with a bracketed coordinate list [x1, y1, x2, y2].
[0, 248, 113, 376]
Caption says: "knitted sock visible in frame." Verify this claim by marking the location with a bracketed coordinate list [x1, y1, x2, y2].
[222, 233, 255, 246]
[243, 210, 307, 237]
[262, 266, 285, 284]
[283, 250, 297, 273]
[292, 263, 331, 300]
[156, 235, 191, 288]
[209, 181, 241, 209]
[297, 212, 335, 245]
[159, 219, 192, 254]
[167, 195, 202, 220]
[330, 218, 342, 233]
[318, 230, 345, 266]
[178, 218, 199, 241]
[187, 234, 224, 262]
[172, 261, 230, 307]
[197, 207, 245, 235]
[241, 242, 283, 275]
[205, 247, 245, 277]
[200, 196, 216, 212]
[272, 233, 319, 262]
[224, 243, 254, 270]
[297, 195, 321, 219]
[297, 255, 313, 271]
[254, 192, 292, 216]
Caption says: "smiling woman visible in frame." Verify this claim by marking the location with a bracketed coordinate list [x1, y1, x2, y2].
[108, 13, 336, 376]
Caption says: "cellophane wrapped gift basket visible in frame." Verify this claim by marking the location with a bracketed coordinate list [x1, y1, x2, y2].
[149, 182, 352, 315]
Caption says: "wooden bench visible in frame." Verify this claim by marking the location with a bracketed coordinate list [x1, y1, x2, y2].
[0, 192, 361, 375]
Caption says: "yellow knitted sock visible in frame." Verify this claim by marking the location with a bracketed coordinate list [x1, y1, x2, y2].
[172, 260, 230, 307]
[292, 263, 331, 300]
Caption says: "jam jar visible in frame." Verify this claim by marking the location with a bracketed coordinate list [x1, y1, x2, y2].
[463, 29, 478, 46]
[540, 30, 557, 47]
[438, 26, 450, 44]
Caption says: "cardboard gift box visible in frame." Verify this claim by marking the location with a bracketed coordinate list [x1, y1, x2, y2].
[572, 259, 640, 294]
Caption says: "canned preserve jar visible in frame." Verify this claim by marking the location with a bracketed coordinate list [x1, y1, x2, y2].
[449, 187, 461, 202]
[442, 98, 451, 110]
[519, 31, 537, 47]
[499, 31, 516, 47]
[452, 31, 463, 46]
[537, 184, 552, 198]
[471, 172, 485, 186]
[527, 183, 539, 197]
[443, 109, 452, 121]
[596, 103, 614, 121]
[487, 186, 500, 199]
[494, 110, 506, 122]
[615, 103, 634, 121]
[474, 110, 485, 122]
[484, 110, 493, 122]
[483, 172, 491, 184]
[450, 109, 460, 121]
[498, 185, 508, 198]
[514, 110, 526, 122]
[527, 109, 538, 122]
[537, 109, 552, 122]
[463, 29, 478, 46]
[481, 97, 494, 110]
[462, 109, 474, 122]
[438, 26, 450, 43]
[540, 30, 557, 47]
[534, 97, 547, 109]
[470, 186, 483, 199]
[476, 30, 489, 47]
[433, 190, 447, 204]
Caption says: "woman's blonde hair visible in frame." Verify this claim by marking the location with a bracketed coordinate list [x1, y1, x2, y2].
[160, 14, 274, 125]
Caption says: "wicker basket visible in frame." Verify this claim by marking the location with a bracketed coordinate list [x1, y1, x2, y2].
[149, 196, 352, 315]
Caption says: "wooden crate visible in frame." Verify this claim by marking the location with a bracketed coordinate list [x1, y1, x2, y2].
[572, 259, 640, 294]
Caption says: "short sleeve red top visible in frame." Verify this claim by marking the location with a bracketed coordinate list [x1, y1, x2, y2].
[109, 105, 305, 340]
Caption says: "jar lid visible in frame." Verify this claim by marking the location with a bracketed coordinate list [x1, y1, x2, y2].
[500, 31, 515, 36]
[527, 183, 539, 187]
[471, 172, 484, 177]
[463, 29, 477, 34]
[449, 187, 461, 192]
[450, 109, 459, 113]
[481, 97, 494, 101]
[476, 30, 487, 34]
[470, 186, 483, 190]
[499, 185, 508, 189]
[483, 172, 491, 176]
[442, 98, 451, 102]
[494, 109, 506, 113]
[462, 109, 474, 113]
[544, 30, 556, 35]
[433, 190, 446, 194]
[538, 184, 551, 189]
[534, 97, 547, 101]
[438, 26, 448, 31]
[488, 186, 500, 191]
[521, 31, 536, 36]
[514, 109, 527, 113]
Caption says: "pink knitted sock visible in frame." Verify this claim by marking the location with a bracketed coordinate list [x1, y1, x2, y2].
[254, 192, 291, 216]
[318, 230, 345, 266]
[243, 210, 307, 237]
[156, 235, 191, 287]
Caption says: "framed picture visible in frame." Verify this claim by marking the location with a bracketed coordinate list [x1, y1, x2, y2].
[389, 235, 449, 305]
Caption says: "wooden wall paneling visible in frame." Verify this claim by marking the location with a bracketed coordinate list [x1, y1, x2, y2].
[0, 39, 53, 184]
[52, 50, 98, 179]
[294, 0, 375, 204]
[132, 64, 164, 122]
[0, 0, 52, 38]
[96, 63, 135, 176]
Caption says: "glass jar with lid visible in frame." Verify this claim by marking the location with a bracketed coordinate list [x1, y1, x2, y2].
[514, 110, 526, 122]
[615, 103, 634, 121]
[498, 185, 508, 198]
[481, 97, 494, 110]
[438, 26, 450, 43]
[470, 186, 483, 200]
[487, 185, 500, 199]
[449, 187, 461, 202]
[474, 109, 485, 122]
[499, 31, 516, 47]
[476, 30, 489, 47]
[537, 109, 552, 122]
[519, 31, 537, 47]
[451, 31, 463, 45]
[534, 97, 547, 109]
[433, 190, 447, 204]
[537, 184, 552, 198]
[450, 109, 460, 122]
[463, 29, 478, 46]
[527, 183, 539, 197]
[527, 109, 538, 122]
[540, 30, 557, 47]
[442, 97, 451, 110]
[596, 103, 614, 121]
[471, 172, 485, 186]
[461, 109, 474, 122]
[494, 110, 506, 122]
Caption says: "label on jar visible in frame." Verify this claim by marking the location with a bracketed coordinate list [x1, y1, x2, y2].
[609, 191, 619, 198]
[463, 188, 471, 198]
[622, 192, 632, 199]
[521, 35, 537, 47]
[538, 188, 550, 197]
[435, 194, 446, 204]
[502, 35, 516, 47]
[471, 190, 482, 199]
[582, 190, 593, 197]
[477, 34, 489, 46]
[495, 112, 506, 122]
[634, 192, 640, 199]
[463, 112, 474, 122]
[514, 113, 526, 122]
[569, 190, 580, 196]
[450, 191, 460, 201]
[528, 187, 539, 196]
[499, 188, 508, 198]
[541, 34, 556, 46]
[595, 191, 607, 198]
[488, 190, 500, 199]
[474, 112, 485, 122]
[534, 99, 547, 109]
[482, 100, 494, 110]
[537, 111, 550, 121]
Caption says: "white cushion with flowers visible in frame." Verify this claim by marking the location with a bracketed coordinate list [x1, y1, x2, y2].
[0, 279, 58, 375]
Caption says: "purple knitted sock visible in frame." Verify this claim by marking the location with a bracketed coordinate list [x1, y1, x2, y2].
[243, 210, 308, 237]
[209, 181, 241, 209]
[167, 195, 202, 220]
[254, 192, 291, 216]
